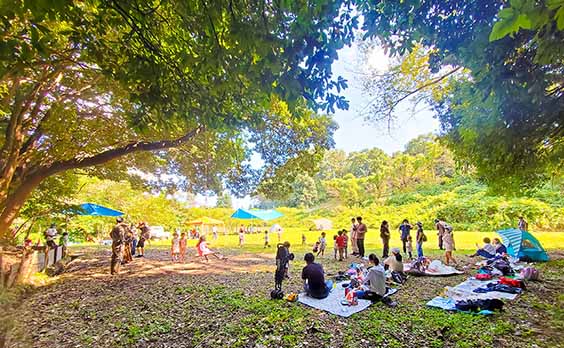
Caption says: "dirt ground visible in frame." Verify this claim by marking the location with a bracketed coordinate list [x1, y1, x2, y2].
[2, 247, 563, 348]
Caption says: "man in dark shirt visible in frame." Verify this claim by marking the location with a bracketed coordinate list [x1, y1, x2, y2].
[301, 253, 332, 299]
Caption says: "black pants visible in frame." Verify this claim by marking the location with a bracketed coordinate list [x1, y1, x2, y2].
[438, 234, 443, 250]
[358, 291, 393, 305]
[382, 238, 389, 258]
[357, 239, 365, 257]
[401, 238, 408, 254]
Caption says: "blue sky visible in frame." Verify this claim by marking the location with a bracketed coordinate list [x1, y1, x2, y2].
[331, 42, 439, 154]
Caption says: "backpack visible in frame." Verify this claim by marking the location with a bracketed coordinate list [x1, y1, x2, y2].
[520, 267, 540, 281]
[421, 232, 428, 242]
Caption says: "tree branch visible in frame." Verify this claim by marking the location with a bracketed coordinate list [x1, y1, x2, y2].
[47, 125, 204, 174]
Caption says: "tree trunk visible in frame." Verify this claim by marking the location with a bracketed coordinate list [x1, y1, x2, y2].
[0, 173, 46, 244]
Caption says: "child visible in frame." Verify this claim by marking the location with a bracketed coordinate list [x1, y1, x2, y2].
[171, 232, 180, 262]
[312, 241, 320, 253]
[238, 229, 245, 247]
[301, 233, 306, 245]
[317, 232, 327, 257]
[179, 232, 187, 262]
[196, 235, 226, 262]
[415, 222, 425, 259]
[342, 230, 349, 258]
[336, 230, 346, 261]
[264, 230, 270, 248]
[406, 235, 413, 260]
[442, 229, 456, 265]
[333, 235, 338, 260]
[60, 232, 69, 257]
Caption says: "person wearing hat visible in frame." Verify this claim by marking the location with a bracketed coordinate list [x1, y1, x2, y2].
[384, 248, 406, 284]
[110, 217, 128, 275]
[415, 222, 426, 258]
[435, 218, 446, 250]
[398, 219, 412, 255]
[44, 223, 58, 249]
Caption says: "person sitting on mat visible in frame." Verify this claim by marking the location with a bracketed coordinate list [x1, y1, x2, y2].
[384, 248, 407, 284]
[492, 238, 507, 255]
[469, 237, 496, 258]
[301, 253, 333, 299]
[356, 254, 396, 306]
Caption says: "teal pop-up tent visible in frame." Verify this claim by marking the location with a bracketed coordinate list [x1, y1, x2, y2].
[231, 208, 283, 221]
[496, 228, 549, 262]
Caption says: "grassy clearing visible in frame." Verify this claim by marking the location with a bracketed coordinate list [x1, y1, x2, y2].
[4, 228, 563, 348]
[129, 227, 564, 255]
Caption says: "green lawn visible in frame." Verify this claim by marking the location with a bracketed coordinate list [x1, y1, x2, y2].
[146, 227, 564, 255]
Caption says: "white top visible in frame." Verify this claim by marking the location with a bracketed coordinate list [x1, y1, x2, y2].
[171, 237, 180, 253]
[364, 264, 386, 296]
[45, 228, 57, 241]
[212, 226, 218, 233]
[384, 256, 404, 273]
[483, 243, 496, 255]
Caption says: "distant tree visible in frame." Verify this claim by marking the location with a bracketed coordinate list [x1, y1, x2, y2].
[216, 192, 233, 209]
[288, 174, 319, 208]
[357, 0, 564, 193]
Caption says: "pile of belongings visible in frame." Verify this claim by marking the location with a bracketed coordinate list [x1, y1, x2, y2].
[405, 258, 464, 276]
[427, 255, 540, 315]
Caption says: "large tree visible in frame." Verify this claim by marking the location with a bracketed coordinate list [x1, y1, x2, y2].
[357, 0, 564, 193]
[0, 0, 357, 243]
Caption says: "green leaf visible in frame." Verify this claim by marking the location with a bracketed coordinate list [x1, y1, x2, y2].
[555, 6, 564, 30]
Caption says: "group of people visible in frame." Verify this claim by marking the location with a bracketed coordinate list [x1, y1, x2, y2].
[310, 216, 457, 266]
[170, 232, 226, 262]
[301, 250, 404, 306]
[110, 218, 151, 275]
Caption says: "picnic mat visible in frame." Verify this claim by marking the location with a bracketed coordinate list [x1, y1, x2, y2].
[298, 282, 398, 317]
[444, 278, 519, 301]
[426, 296, 493, 315]
[404, 260, 464, 276]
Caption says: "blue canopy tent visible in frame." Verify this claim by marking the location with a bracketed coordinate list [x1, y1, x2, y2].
[75, 203, 124, 217]
[231, 208, 283, 221]
[496, 228, 549, 262]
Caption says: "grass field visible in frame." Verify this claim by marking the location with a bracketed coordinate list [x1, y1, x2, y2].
[3, 228, 563, 348]
[145, 228, 564, 255]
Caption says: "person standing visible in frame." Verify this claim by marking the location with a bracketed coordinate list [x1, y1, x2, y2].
[442, 227, 456, 265]
[415, 222, 426, 259]
[380, 220, 391, 258]
[110, 217, 128, 275]
[264, 230, 270, 248]
[122, 224, 133, 264]
[336, 230, 346, 261]
[435, 218, 446, 250]
[342, 230, 349, 258]
[356, 216, 367, 258]
[136, 222, 151, 257]
[518, 216, 528, 231]
[277, 226, 283, 242]
[130, 224, 138, 256]
[212, 225, 218, 240]
[59, 232, 69, 258]
[398, 219, 412, 255]
[350, 218, 358, 256]
[44, 223, 58, 249]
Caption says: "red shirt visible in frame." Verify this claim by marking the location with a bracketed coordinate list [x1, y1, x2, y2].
[336, 235, 346, 248]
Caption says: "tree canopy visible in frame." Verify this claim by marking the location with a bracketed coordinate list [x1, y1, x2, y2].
[0, 0, 357, 243]
[357, 0, 564, 193]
